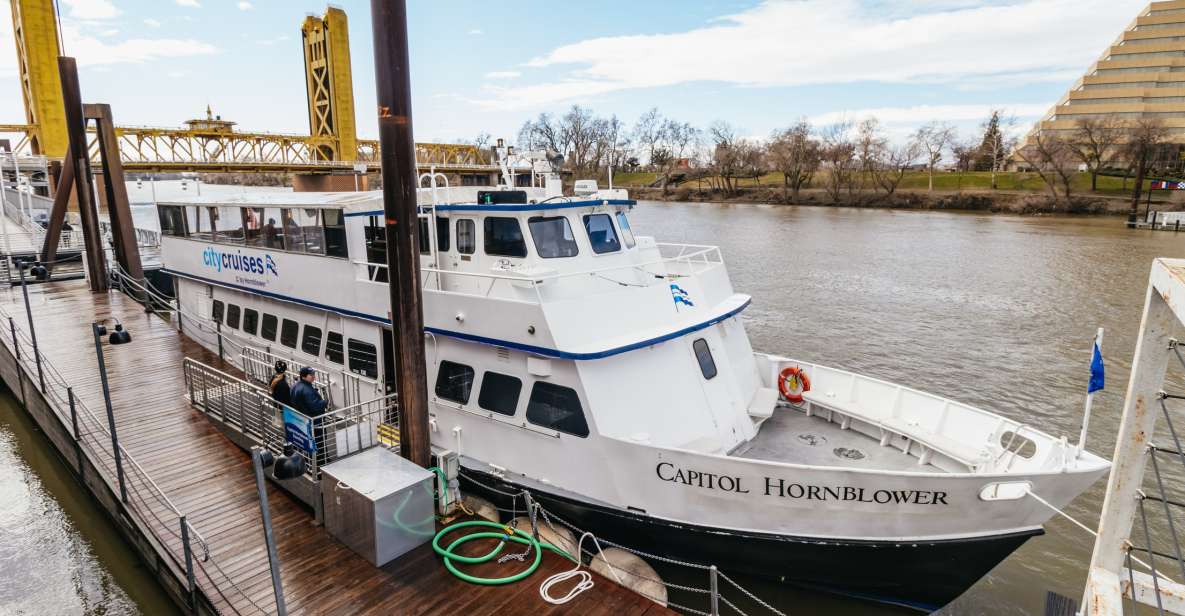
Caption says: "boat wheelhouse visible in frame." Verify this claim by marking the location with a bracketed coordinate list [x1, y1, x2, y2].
[157, 183, 1110, 611]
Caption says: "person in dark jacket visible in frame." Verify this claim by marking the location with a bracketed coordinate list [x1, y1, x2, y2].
[269, 360, 291, 406]
[290, 367, 327, 415]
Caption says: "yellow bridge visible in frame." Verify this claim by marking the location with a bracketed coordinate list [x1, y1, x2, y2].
[3, 1, 496, 177]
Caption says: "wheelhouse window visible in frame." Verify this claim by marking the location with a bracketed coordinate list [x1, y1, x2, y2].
[364, 216, 389, 282]
[325, 332, 344, 364]
[456, 219, 476, 254]
[260, 313, 278, 341]
[528, 216, 579, 258]
[323, 209, 347, 258]
[615, 212, 636, 249]
[159, 206, 187, 237]
[526, 382, 589, 438]
[347, 339, 378, 379]
[301, 325, 323, 356]
[478, 372, 522, 416]
[436, 217, 450, 252]
[693, 338, 717, 380]
[280, 318, 299, 348]
[435, 361, 475, 404]
[242, 308, 259, 336]
[484, 217, 527, 257]
[583, 214, 621, 254]
[225, 304, 241, 329]
[211, 299, 224, 322]
[418, 218, 431, 255]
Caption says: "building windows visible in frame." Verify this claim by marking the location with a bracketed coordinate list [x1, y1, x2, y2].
[478, 372, 522, 416]
[527, 216, 579, 258]
[484, 217, 527, 257]
[280, 318, 299, 348]
[526, 382, 589, 438]
[347, 339, 379, 379]
[242, 308, 259, 336]
[435, 361, 475, 404]
[225, 304, 241, 329]
[692, 338, 718, 380]
[456, 219, 476, 255]
[301, 325, 323, 356]
[583, 214, 621, 254]
[325, 332, 344, 364]
[260, 313, 278, 341]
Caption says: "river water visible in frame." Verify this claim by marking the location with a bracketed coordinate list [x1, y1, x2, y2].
[3, 200, 1185, 614]
[628, 201, 1185, 614]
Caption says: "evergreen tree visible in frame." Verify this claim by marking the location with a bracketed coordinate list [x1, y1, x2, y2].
[973, 111, 1002, 172]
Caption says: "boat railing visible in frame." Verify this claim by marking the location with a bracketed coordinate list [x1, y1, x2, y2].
[356, 242, 726, 303]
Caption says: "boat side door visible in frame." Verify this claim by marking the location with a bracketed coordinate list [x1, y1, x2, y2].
[443, 217, 479, 294]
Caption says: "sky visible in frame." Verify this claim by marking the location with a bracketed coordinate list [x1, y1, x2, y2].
[0, 0, 1156, 147]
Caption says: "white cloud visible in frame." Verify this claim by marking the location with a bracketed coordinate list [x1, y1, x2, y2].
[99, 28, 120, 37]
[257, 35, 290, 46]
[237, 1, 253, 10]
[167, 70, 185, 78]
[488, 0, 1146, 110]
[484, 70, 521, 79]
[143, 18, 161, 28]
[59, 23, 217, 66]
[468, 29, 483, 35]
[809, 103, 1050, 127]
[61, 0, 120, 20]
[175, 0, 200, 7]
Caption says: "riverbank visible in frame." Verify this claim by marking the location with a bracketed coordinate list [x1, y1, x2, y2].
[625, 186, 1148, 215]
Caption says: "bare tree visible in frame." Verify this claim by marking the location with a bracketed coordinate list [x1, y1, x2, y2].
[1070, 116, 1123, 192]
[914, 122, 955, 191]
[1124, 118, 1170, 221]
[634, 107, 666, 168]
[767, 120, 820, 201]
[819, 122, 856, 203]
[517, 112, 567, 156]
[708, 121, 743, 195]
[855, 117, 887, 190]
[1015, 131, 1077, 201]
[873, 142, 920, 197]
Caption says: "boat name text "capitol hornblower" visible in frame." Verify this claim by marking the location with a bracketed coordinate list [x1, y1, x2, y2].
[655, 462, 950, 505]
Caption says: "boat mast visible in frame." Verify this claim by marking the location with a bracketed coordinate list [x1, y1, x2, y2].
[369, 0, 431, 467]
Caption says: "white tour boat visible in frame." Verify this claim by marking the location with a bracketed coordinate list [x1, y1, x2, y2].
[155, 166, 1109, 611]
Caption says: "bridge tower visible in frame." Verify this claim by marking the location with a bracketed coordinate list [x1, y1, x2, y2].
[301, 7, 358, 161]
[8, 0, 67, 157]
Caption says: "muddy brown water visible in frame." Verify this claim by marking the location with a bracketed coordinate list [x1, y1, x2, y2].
[4, 201, 1185, 615]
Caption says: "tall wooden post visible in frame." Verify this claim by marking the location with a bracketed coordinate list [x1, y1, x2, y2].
[40, 144, 73, 269]
[86, 103, 144, 288]
[370, 0, 430, 467]
[58, 57, 107, 291]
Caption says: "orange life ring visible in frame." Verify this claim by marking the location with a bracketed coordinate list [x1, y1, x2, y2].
[778, 366, 811, 403]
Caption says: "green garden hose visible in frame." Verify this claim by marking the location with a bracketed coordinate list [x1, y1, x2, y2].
[431, 519, 578, 585]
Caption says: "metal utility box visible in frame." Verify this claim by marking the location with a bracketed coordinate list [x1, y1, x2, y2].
[320, 447, 435, 566]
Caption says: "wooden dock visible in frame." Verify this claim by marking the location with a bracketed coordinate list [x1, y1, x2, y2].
[0, 279, 672, 616]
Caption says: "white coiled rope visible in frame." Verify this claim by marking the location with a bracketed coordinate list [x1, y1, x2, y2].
[539, 531, 625, 605]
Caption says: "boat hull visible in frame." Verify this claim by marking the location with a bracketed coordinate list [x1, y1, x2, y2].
[460, 468, 1042, 612]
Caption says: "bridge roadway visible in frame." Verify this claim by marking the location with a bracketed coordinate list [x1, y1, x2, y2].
[0, 280, 672, 615]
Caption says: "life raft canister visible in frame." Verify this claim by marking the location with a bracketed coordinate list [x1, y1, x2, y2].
[778, 366, 811, 403]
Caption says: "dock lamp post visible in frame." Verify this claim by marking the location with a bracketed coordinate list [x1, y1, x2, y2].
[17, 260, 49, 393]
[93, 319, 132, 504]
[252, 445, 304, 616]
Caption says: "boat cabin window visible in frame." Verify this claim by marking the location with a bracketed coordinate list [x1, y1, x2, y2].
[526, 382, 589, 438]
[285, 209, 325, 255]
[435, 361, 475, 404]
[364, 216, 389, 282]
[225, 304, 241, 329]
[484, 217, 527, 258]
[301, 325, 323, 356]
[280, 318, 299, 348]
[243, 208, 265, 247]
[418, 218, 433, 255]
[456, 219, 476, 255]
[262, 208, 284, 250]
[159, 205, 187, 237]
[190, 207, 216, 241]
[347, 339, 378, 379]
[211, 299, 224, 322]
[215, 207, 245, 243]
[583, 214, 621, 254]
[325, 332, 344, 364]
[242, 308, 259, 336]
[692, 338, 717, 380]
[260, 313, 278, 341]
[436, 217, 450, 252]
[323, 209, 347, 258]
[478, 371, 522, 416]
[615, 212, 636, 249]
[528, 216, 579, 258]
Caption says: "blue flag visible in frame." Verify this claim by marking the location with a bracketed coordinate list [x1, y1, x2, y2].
[1088, 342, 1105, 394]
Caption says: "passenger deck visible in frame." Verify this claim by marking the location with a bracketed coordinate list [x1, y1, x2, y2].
[733, 407, 942, 472]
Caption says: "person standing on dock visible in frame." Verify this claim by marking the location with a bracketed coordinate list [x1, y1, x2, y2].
[269, 360, 291, 407]
[291, 367, 329, 465]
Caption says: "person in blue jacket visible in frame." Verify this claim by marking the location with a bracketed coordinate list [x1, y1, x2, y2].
[290, 366, 327, 416]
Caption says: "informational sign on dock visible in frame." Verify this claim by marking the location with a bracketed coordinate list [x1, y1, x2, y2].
[283, 408, 317, 453]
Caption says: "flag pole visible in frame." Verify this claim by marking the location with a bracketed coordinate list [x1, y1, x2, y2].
[1077, 327, 1104, 458]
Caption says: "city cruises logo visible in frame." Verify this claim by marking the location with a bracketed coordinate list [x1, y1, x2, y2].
[202, 247, 277, 287]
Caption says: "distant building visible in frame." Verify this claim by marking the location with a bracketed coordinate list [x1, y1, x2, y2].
[1019, 1, 1185, 158]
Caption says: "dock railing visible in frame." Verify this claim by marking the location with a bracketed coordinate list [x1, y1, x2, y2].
[0, 299, 280, 614]
[1084, 258, 1185, 615]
